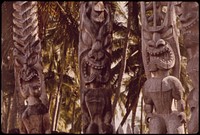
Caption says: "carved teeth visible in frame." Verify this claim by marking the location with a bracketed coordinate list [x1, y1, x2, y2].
[86, 61, 104, 70]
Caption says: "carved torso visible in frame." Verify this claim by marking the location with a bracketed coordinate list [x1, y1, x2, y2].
[144, 77, 173, 114]
[144, 76, 183, 114]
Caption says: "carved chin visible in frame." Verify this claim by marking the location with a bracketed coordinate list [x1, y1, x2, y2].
[147, 43, 175, 70]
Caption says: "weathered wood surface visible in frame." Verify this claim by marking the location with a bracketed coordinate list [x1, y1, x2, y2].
[78, 2, 113, 134]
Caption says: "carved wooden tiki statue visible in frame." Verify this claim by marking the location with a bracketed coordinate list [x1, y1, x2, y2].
[79, 1, 113, 134]
[174, 2, 199, 133]
[13, 1, 51, 133]
[140, 2, 186, 134]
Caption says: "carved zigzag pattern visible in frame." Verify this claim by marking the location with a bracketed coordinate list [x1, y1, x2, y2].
[13, 1, 41, 67]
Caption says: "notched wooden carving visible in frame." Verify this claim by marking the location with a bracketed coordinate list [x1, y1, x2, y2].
[79, 1, 113, 134]
[141, 2, 181, 79]
[141, 2, 186, 134]
[13, 1, 50, 134]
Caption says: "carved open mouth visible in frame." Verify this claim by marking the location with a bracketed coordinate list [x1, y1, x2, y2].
[82, 56, 110, 85]
[19, 67, 41, 98]
[20, 67, 39, 82]
[146, 39, 175, 70]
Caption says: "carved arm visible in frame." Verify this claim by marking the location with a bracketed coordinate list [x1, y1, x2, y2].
[171, 76, 186, 123]
[143, 86, 154, 124]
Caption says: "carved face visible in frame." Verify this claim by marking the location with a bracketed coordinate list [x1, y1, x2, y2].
[147, 39, 175, 71]
[175, 2, 199, 49]
[82, 51, 110, 85]
[175, 2, 198, 30]
[81, 35, 111, 86]
[20, 66, 42, 99]
[79, 2, 111, 87]
[90, 1, 105, 23]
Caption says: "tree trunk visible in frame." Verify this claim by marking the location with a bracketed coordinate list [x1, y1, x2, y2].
[112, 1, 131, 115]
[48, 92, 52, 113]
[51, 92, 57, 131]
[120, 90, 140, 128]
[71, 99, 76, 133]
[131, 110, 135, 134]
[131, 95, 140, 134]
[52, 26, 67, 131]
[52, 89, 62, 131]
[116, 2, 142, 132]
[140, 96, 143, 134]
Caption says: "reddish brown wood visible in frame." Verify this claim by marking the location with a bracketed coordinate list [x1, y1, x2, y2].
[140, 2, 186, 134]
[13, 1, 51, 133]
[79, 2, 113, 134]
[174, 2, 199, 134]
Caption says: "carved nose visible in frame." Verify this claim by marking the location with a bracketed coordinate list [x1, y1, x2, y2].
[88, 50, 104, 61]
[156, 39, 166, 47]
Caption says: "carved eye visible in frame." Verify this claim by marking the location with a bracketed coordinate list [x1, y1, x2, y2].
[15, 58, 23, 67]
[28, 53, 38, 66]
[191, 107, 195, 112]
[147, 40, 155, 47]
[147, 117, 151, 123]
[33, 85, 40, 90]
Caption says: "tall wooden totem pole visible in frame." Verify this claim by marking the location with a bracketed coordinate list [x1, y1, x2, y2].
[140, 2, 186, 134]
[13, 2, 51, 133]
[174, 2, 199, 133]
[79, 1, 113, 134]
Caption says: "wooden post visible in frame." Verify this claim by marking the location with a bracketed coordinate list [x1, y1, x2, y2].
[174, 2, 199, 134]
[13, 1, 51, 133]
[78, 2, 113, 134]
[140, 2, 186, 134]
